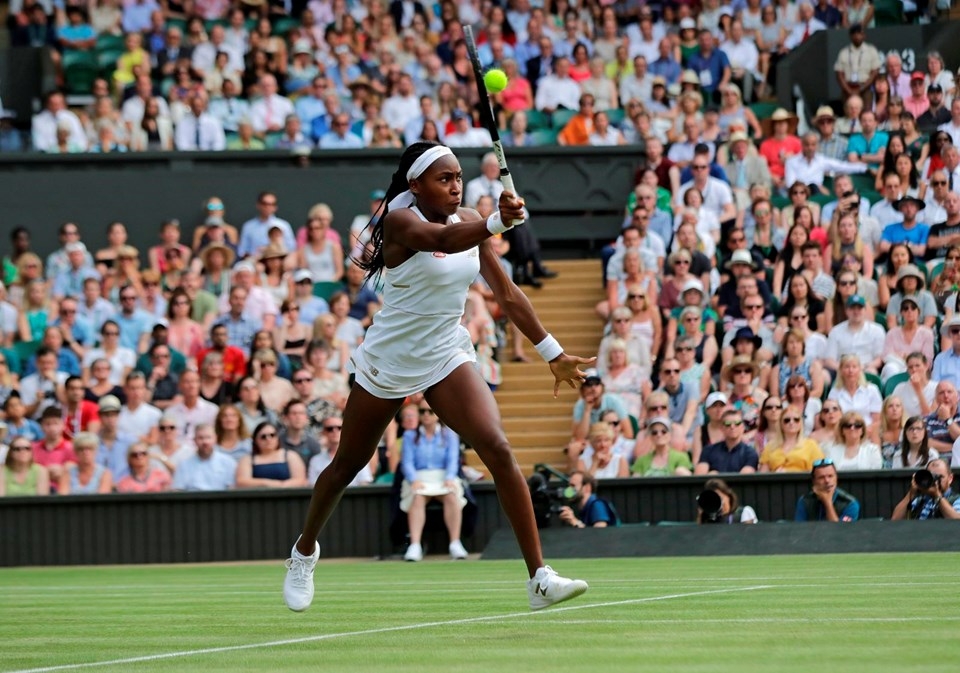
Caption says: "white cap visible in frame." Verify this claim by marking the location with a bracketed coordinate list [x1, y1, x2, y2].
[293, 269, 314, 283]
[681, 278, 704, 295]
[706, 392, 728, 407]
[233, 260, 256, 274]
[65, 241, 87, 254]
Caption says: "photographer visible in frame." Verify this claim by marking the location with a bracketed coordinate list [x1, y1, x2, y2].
[696, 478, 758, 524]
[558, 471, 619, 529]
[794, 458, 861, 522]
[891, 459, 960, 520]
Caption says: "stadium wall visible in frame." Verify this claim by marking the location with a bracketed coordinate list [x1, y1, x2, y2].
[0, 146, 638, 257]
[0, 470, 945, 567]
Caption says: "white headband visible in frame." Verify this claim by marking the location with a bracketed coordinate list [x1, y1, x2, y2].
[388, 145, 455, 211]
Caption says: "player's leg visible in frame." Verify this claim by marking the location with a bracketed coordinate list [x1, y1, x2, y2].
[425, 363, 587, 608]
[285, 385, 403, 611]
[425, 363, 543, 575]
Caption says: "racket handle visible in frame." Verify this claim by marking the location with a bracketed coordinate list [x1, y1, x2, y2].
[499, 173, 524, 227]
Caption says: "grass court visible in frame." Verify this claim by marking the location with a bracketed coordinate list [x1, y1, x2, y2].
[2, 553, 957, 672]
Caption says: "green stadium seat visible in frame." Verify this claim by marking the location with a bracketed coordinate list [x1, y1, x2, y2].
[883, 372, 909, 397]
[95, 33, 125, 53]
[165, 18, 187, 32]
[525, 109, 551, 130]
[928, 261, 945, 285]
[874, 0, 903, 25]
[749, 101, 779, 121]
[866, 372, 882, 392]
[272, 17, 301, 37]
[551, 109, 576, 129]
[530, 128, 558, 146]
[264, 130, 284, 149]
[97, 49, 123, 77]
[204, 18, 228, 32]
[63, 51, 99, 95]
[313, 281, 343, 301]
[605, 108, 626, 125]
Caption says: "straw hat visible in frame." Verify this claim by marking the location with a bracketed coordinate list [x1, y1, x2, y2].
[259, 242, 288, 262]
[199, 242, 235, 269]
[722, 355, 759, 383]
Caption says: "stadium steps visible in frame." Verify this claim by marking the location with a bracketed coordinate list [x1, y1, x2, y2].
[464, 258, 605, 476]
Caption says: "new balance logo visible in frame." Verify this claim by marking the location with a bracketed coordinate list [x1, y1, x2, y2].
[534, 584, 548, 597]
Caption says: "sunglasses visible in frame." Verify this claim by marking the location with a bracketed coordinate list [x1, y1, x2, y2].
[782, 417, 801, 424]
[906, 425, 925, 432]
[791, 314, 808, 320]
[258, 432, 277, 440]
[838, 280, 856, 286]
[627, 294, 644, 300]
[294, 377, 313, 383]
[823, 406, 840, 413]
[842, 422, 864, 429]
[676, 346, 693, 352]
[10, 445, 32, 452]
[723, 420, 743, 427]
[159, 425, 176, 431]
[661, 369, 679, 374]
[813, 458, 835, 467]
[931, 180, 948, 186]
[419, 409, 436, 415]
[322, 425, 342, 432]
[613, 318, 630, 323]
[647, 404, 667, 411]
[129, 451, 148, 457]
[733, 368, 752, 375]
[692, 164, 709, 170]
[745, 304, 763, 310]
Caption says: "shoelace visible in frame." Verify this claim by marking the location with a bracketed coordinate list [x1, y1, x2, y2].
[285, 557, 312, 586]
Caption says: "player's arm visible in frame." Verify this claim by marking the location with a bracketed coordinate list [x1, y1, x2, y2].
[384, 187, 525, 258]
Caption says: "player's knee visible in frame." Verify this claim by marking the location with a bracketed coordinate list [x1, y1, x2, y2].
[479, 437, 515, 472]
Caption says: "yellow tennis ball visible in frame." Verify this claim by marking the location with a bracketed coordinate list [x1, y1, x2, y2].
[483, 69, 509, 93]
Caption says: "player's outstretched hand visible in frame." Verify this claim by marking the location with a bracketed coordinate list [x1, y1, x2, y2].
[498, 190, 526, 224]
[549, 353, 597, 398]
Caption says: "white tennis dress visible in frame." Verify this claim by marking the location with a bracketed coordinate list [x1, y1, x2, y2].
[348, 207, 479, 399]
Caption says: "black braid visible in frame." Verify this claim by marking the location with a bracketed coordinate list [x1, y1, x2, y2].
[356, 141, 443, 282]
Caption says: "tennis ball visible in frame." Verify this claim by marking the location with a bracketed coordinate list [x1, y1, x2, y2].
[484, 69, 509, 94]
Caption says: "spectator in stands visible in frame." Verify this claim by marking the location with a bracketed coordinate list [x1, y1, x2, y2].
[557, 94, 596, 146]
[631, 416, 693, 477]
[677, 156, 736, 225]
[197, 323, 246, 386]
[687, 29, 730, 105]
[824, 295, 885, 374]
[758, 108, 800, 192]
[121, 75, 170, 126]
[925, 379, 960, 455]
[117, 370, 161, 445]
[19, 347, 66, 420]
[695, 407, 759, 474]
[250, 74, 295, 137]
[396, 401, 470, 560]
[825, 411, 882, 469]
[236, 420, 307, 489]
[279, 399, 322, 466]
[785, 133, 868, 195]
[892, 353, 936, 419]
[1, 436, 50, 496]
[174, 91, 226, 151]
[115, 441, 171, 493]
[32, 406, 75, 490]
[833, 24, 881, 105]
[212, 403, 251, 462]
[847, 109, 888, 173]
[571, 370, 630, 442]
[166, 369, 218, 441]
[443, 109, 493, 148]
[318, 112, 365, 149]
[171, 424, 235, 491]
[208, 79, 251, 134]
[59, 431, 111, 494]
[237, 191, 295, 260]
[724, 132, 772, 208]
[94, 394, 133, 477]
[892, 457, 960, 519]
[535, 56, 580, 113]
[696, 478, 758, 524]
[885, 267, 937, 333]
[32, 91, 86, 153]
[760, 406, 824, 472]
[828, 352, 882, 430]
[795, 459, 860, 522]
[227, 119, 265, 151]
[918, 85, 950, 135]
[657, 357, 700, 451]
[933, 316, 960, 389]
[558, 470, 619, 528]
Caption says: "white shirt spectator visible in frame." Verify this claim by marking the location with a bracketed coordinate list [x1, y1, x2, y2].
[464, 175, 503, 209]
[249, 93, 295, 134]
[892, 379, 937, 418]
[444, 127, 493, 147]
[118, 403, 163, 440]
[677, 177, 734, 221]
[172, 451, 237, 490]
[783, 17, 826, 51]
[784, 153, 867, 187]
[121, 96, 171, 125]
[721, 37, 760, 78]
[619, 74, 653, 106]
[31, 109, 87, 152]
[164, 398, 220, 444]
[19, 372, 69, 409]
[870, 198, 902, 229]
[237, 216, 296, 258]
[191, 41, 244, 75]
[827, 384, 883, 426]
[217, 284, 279, 326]
[825, 320, 886, 367]
[82, 347, 136, 385]
[122, 0, 160, 33]
[380, 93, 420, 132]
[174, 113, 226, 151]
[534, 75, 581, 112]
[938, 120, 960, 145]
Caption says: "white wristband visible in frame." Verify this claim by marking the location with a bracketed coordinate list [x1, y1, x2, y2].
[534, 333, 563, 362]
[485, 211, 510, 236]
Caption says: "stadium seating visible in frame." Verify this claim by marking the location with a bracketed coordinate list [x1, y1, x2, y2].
[63, 51, 99, 95]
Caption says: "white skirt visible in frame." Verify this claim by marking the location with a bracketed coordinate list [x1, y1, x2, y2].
[399, 469, 467, 512]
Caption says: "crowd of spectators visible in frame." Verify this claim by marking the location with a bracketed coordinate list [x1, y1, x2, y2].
[5, 0, 947, 153]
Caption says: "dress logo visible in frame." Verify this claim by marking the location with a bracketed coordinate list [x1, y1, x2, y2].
[432, 252, 447, 258]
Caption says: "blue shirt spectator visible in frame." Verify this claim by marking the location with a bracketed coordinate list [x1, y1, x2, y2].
[51, 266, 100, 300]
[400, 426, 460, 482]
[173, 451, 237, 491]
[237, 213, 296, 259]
[22, 347, 81, 378]
[687, 45, 731, 95]
[932, 346, 960, 389]
[212, 313, 261, 351]
[698, 440, 759, 473]
[114, 307, 154, 352]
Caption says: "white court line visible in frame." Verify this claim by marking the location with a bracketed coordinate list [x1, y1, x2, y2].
[5, 585, 771, 673]
[556, 616, 960, 625]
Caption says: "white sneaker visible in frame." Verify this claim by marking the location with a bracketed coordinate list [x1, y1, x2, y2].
[449, 540, 469, 560]
[404, 542, 423, 562]
[527, 565, 588, 611]
[283, 537, 319, 612]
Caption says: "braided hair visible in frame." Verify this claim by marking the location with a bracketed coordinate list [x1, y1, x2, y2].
[357, 141, 444, 282]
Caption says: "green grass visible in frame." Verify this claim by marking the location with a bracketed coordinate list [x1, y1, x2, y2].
[2, 554, 959, 672]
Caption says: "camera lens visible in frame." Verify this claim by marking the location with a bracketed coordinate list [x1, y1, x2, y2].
[914, 469, 934, 490]
[697, 489, 723, 521]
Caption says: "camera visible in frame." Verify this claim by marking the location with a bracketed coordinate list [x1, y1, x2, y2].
[697, 489, 724, 524]
[914, 469, 940, 491]
[527, 468, 577, 529]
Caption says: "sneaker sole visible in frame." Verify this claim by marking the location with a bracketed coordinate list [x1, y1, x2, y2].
[529, 582, 588, 611]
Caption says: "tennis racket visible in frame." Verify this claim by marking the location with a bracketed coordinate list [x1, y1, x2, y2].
[463, 25, 522, 225]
